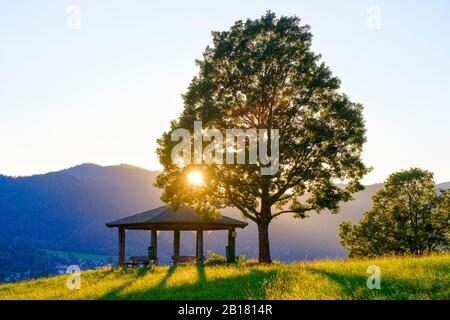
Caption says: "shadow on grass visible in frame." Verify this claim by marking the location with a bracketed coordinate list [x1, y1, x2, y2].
[307, 267, 440, 299]
[99, 267, 154, 300]
[196, 264, 206, 284]
[100, 265, 278, 300]
[156, 265, 178, 289]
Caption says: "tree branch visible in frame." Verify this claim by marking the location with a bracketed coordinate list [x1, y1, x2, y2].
[271, 207, 313, 220]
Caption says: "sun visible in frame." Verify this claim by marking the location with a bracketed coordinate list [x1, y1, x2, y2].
[187, 171, 204, 186]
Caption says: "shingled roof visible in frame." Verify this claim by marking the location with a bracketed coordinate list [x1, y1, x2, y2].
[106, 206, 248, 230]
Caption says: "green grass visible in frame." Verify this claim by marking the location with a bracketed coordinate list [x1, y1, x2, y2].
[41, 249, 114, 262]
[1, 254, 449, 300]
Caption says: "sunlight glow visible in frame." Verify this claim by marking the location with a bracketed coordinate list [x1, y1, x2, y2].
[187, 171, 204, 186]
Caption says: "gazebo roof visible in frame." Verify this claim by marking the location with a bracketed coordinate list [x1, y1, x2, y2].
[106, 206, 248, 230]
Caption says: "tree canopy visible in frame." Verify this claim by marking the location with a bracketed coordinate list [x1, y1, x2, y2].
[156, 12, 369, 262]
[340, 168, 450, 258]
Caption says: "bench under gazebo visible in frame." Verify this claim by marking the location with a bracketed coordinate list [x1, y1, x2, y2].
[106, 206, 248, 266]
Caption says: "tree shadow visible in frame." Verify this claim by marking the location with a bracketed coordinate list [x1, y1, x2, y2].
[306, 267, 436, 300]
[120, 266, 277, 300]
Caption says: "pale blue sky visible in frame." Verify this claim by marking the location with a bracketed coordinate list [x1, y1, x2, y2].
[1, 0, 449, 184]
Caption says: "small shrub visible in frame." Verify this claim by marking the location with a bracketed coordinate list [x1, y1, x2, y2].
[236, 254, 246, 264]
[204, 251, 226, 265]
[243, 259, 260, 267]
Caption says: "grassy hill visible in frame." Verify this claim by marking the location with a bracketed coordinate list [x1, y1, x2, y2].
[0, 254, 448, 300]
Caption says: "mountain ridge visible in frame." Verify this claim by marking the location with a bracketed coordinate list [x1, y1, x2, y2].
[0, 164, 448, 263]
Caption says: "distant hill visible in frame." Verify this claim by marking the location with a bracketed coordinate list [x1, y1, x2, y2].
[0, 164, 161, 254]
[0, 164, 448, 264]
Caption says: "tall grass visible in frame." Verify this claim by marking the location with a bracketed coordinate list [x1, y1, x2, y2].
[0, 254, 448, 300]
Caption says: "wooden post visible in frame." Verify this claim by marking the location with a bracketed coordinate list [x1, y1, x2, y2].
[118, 227, 126, 266]
[227, 228, 236, 263]
[173, 229, 180, 263]
[196, 230, 204, 263]
[151, 229, 158, 262]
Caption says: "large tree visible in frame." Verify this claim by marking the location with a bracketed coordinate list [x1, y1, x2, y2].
[156, 12, 369, 263]
[339, 168, 450, 258]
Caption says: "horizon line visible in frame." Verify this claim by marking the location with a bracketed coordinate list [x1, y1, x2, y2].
[2, 162, 449, 186]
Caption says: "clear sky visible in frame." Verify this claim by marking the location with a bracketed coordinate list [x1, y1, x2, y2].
[1, 0, 449, 184]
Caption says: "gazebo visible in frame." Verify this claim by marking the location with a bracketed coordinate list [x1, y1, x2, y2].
[106, 206, 248, 265]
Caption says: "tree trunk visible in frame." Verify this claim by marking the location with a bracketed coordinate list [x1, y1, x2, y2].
[257, 219, 271, 263]
[258, 178, 272, 263]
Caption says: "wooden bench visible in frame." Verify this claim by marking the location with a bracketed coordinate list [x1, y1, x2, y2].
[125, 256, 151, 267]
[172, 255, 197, 265]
